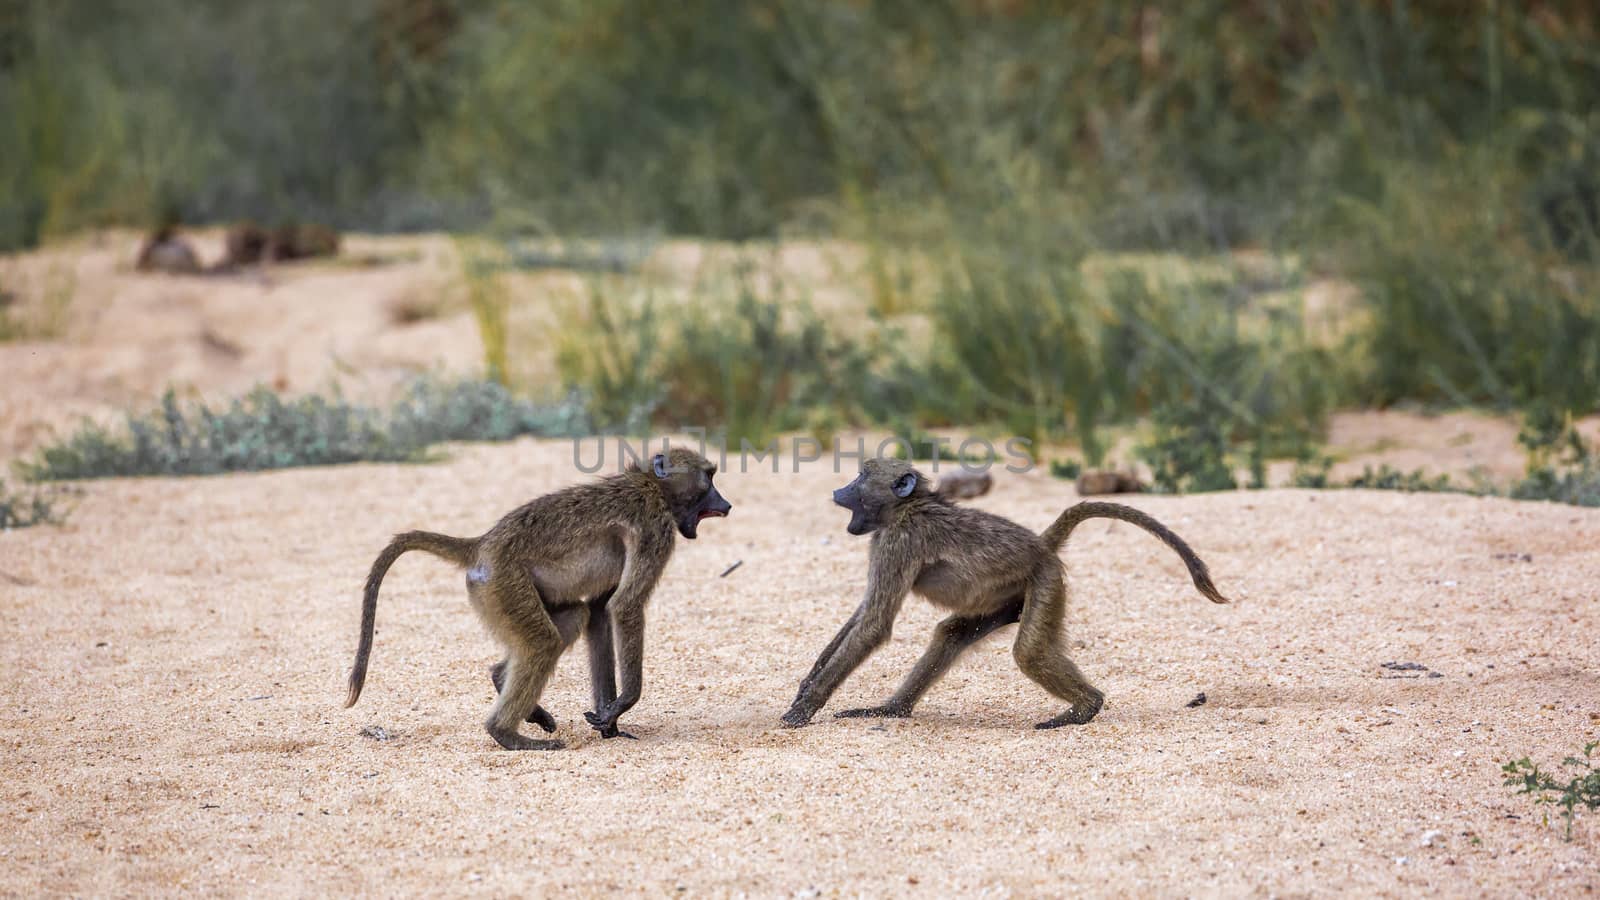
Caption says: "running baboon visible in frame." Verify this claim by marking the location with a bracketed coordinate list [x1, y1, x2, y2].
[781, 458, 1227, 729]
[345, 447, 732, 750]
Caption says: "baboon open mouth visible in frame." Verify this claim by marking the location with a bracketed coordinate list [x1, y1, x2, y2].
[697, 508, 728, 521]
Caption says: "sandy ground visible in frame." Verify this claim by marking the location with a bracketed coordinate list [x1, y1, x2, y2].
[3, 234, 1598, 895]
[1, 438, 1597, 896]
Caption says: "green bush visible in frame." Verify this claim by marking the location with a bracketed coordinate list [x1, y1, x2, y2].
[1508, 406, 1600, 507]
[553, 261, 889, 446]
[22, 377, 587, 481]
[387, 377, 589, 446]
[0, 480, 70, 529]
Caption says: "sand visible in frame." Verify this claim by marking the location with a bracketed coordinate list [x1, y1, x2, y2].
[2, 234, 1597, 895]
[1, 437, 1597, 896]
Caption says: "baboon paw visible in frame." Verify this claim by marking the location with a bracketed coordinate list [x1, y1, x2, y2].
[488, 729, 565, 751]
[527, 705, 557, 733]
[583, 710, 621, 735]
[600, 727, 638, 740]
[1035, 698, 1103, 729]
[835, 706, 909, 719]
[779, 708, 814, 728]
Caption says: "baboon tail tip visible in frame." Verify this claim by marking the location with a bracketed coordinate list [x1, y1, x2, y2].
[1196, 575, 1230, 604]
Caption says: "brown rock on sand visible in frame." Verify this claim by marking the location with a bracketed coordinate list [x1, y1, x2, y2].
[0, 439, 1595, 895]
[1077, 469, 1144, 495]
[134, 227, 202, 274]
[934, 468, 993, 501]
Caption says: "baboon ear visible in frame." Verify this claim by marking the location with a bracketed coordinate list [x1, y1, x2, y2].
[893, 472, 917, 498]
[652, 454, 669, 479]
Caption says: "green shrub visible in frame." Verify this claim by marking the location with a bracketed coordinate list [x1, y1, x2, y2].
[1136, 399, 1239, 495]
[552, 261, 903, 446]
[1048, 459, 1082, 480]
[1503, 742, 1600, 841]
[0, 480, 70, 529]
[1509, 406, 1600, 507]
[1343, 465, 1457, 494]
[22, 377, 587, 481]
[387, 377, 589, 446]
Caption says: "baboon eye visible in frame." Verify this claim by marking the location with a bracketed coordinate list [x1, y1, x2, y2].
[652, 454, 668, 479]
[893, 473, 916, 498]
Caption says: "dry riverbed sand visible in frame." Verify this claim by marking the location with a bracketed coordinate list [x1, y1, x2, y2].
[1, 438, 1597, 896]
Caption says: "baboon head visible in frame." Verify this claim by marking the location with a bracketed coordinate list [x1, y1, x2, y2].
[833, 457, 929, 536]
[648, 447, 731, 539]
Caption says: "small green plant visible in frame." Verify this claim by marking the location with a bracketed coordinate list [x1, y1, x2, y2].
[1510, 407, 1600, 507]
[1049, 458, 1083, 480]
[1502, 741, 1600, 841]
[0, 479, 70, 529]
[1290, 454, 1334, 488]
[1342, 464, 1456, 493]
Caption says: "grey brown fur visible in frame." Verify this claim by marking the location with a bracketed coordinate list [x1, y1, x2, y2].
[345, 447, 731, 750]
[782, 458, 1227, 729]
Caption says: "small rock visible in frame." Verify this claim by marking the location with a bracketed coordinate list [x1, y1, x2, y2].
[1076, 471, 1144, 495]
[1185, 692, 1207, 708]
[359, 725, 392, 742]
[935, 470, 994, 501]
[1420, 829, 1444, 848]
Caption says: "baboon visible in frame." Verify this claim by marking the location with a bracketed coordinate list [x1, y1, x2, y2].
[345, 447, 732, 750]
[781, 458, 1227, 729]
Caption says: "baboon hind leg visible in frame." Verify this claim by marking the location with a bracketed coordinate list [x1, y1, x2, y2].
[483, 581, 566, 750]
[489, 602, 587, 733]
[837, 598, 1024, 720]
[1013, 566, 1104, 728]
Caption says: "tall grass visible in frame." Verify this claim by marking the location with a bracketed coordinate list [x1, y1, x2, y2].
[5, 2, 1600, 455]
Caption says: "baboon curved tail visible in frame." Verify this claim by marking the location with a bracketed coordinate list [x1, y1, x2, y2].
[345, 530, 479, 708]
[1041, 502, 1230, 604]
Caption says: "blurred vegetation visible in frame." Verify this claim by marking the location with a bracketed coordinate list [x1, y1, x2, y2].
[21, 376, 588, 480]
[5, 1, 1600, 477]
[0, 262, 74, 341]
[0, 478, 71, 529]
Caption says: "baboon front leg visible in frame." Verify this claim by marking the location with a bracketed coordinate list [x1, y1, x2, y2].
[836, 598, 1024, 720]
[781, 579, 909, 727]
[488, 603, 587, 733]
[583, 588, 634, 739]
[1013, 567, 1104, 728]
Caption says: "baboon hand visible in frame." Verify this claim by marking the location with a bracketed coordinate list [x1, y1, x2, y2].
[835, 704, 909, 720]
[583, 708, 635, 739]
